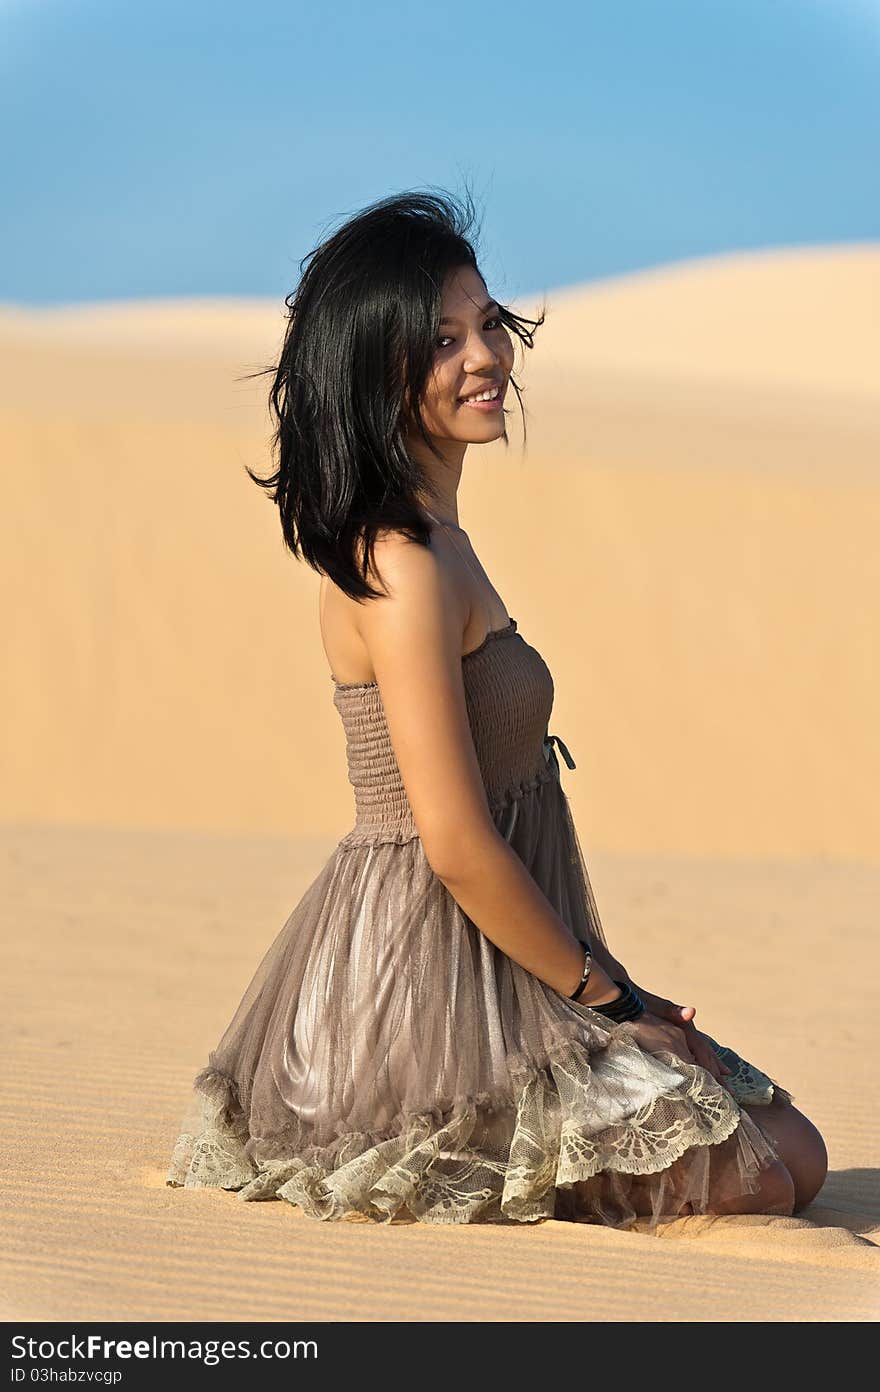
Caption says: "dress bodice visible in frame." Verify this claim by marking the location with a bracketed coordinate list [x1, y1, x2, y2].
[332, 619, 572, 847]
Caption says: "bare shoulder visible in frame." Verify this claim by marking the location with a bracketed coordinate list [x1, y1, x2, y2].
[359, 525, 464, 667]
[367, 525, 443, 594]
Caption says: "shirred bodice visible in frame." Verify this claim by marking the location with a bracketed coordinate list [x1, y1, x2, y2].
[332, 619, 565, 846]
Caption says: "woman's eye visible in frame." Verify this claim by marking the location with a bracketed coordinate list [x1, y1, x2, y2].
[436, 317, 503, 350]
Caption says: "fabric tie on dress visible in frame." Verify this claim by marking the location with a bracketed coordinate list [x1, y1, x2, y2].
[542, 730, 576, 781]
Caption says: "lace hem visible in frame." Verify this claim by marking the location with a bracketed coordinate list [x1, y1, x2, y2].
[165, 1035, 784, 1228]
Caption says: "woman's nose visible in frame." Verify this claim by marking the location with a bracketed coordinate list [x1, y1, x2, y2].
[463, 339, 501, 372]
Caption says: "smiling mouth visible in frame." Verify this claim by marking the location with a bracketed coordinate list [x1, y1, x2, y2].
[458, 383, 503, 404]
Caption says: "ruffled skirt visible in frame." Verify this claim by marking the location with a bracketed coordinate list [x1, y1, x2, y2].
[166, 779, 791, 1228]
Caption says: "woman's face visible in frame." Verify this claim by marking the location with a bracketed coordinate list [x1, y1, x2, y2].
[411, 264, 515, 449]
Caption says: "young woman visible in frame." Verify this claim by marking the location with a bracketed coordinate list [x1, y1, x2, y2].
[167, 189, 828, 1228]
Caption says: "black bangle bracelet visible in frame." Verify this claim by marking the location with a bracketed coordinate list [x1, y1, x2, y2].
[612, 983, 645, 1021]
[590, 980, 646, 1023]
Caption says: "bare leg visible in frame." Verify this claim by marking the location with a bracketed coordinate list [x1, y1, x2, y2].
[558, 1130, 796, 1224]
[627, 1137, 795, 1218]
[740, 1097, 828, 1212]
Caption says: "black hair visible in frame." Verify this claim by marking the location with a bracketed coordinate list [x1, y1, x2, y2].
[242, 185, 545, 601]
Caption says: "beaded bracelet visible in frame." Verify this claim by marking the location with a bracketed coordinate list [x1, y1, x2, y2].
[568, 944, 593, 1000]
[590, 980, 646, 1023]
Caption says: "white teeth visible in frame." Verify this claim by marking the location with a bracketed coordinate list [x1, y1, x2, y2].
[462, 385, 500, 403]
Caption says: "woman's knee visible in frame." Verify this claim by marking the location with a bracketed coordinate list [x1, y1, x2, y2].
[745, 1099, 829, 1212]
[787, 1114, 829, 1211]
[758, 1158, 797, 1215]
[720, 1158, 796, 1216]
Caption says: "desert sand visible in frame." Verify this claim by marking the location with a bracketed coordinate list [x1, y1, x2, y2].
[1, 244, 878, 1321]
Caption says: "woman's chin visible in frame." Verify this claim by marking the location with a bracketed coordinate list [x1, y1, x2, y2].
[452, 414, 507, 441]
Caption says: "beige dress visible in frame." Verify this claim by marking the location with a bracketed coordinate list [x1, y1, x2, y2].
[166, 616, 790, 1227]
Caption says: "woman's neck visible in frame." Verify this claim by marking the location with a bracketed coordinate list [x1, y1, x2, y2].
[416, 479, 462, 529]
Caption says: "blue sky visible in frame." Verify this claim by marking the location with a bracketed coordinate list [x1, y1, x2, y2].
[2, 0, 878, 306]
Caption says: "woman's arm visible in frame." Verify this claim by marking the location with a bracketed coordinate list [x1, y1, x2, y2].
[589, 938, 632, 988]
[354, 531, 621, 1008]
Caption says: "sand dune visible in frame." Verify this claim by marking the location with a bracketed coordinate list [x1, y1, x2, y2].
[2, 245, 878, 858]
[2, 246, 878, 1321]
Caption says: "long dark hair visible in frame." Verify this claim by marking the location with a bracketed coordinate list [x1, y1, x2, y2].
[243, 186, 545, 601]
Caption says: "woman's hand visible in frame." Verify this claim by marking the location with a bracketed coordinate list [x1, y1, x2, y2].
[582, 941, 732, 1089]
[633, 987, 733, 1089]
[615, 1011, 701, 1069]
